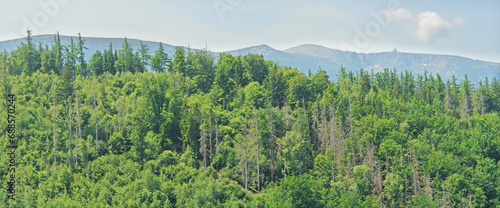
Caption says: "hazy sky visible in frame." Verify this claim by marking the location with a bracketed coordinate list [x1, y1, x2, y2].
[1, 0, 499, 62]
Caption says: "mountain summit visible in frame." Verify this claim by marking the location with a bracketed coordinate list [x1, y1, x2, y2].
[0, 35, 498, 81]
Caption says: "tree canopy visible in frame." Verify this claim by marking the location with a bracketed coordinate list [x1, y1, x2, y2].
[0, 32, 499, 207]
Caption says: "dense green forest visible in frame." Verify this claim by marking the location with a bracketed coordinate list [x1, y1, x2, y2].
[0, 31, 499, 207]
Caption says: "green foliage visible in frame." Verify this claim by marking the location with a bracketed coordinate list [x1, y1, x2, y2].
[269, 174, 324, 208]
[150, 42, 169, 73]
[0, 33, 499, 207]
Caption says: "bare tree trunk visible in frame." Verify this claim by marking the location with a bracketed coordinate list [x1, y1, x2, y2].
[244, 122, 248, 190]
[312, 102, 320, 152]
[460, 91, 469, 119]
[53, 96, 57, 165]
[299, 98, 307, 175]
[68, 98, 72, 165]
[329, 104, 337, 158]
[268, 104, 275, 182]
[284, 99, 289, 128]
[209, 111, 212, 160]
[254, 107, 260, 191]
[423, 174, 433, 202]
[92, 84, 98, 155]
[411, 149, 420, 196]
[320, 102, 327, 153]
[329, 105, 338, 183]
[215, 112, 219, 154]
[348, 98, 353, 138]
[480, 91, 486, 115]
[116, 92, 122, 135]
[105, 119, 108, 151]
[348, 98, 355, 168]
[75, 89, 82, 165]
[199, 124, 207, 170]
[444, 85, 452, 110]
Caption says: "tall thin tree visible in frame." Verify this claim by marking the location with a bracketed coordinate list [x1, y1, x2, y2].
[268, 103, 275, 182]
[68, 96, 72, 165]
[253, 106, 260, 191]
[199, 123, 207, 170]
[92, 83, 98, 154]
[52, 82, 58, 165]
[75, 87, 82, 165]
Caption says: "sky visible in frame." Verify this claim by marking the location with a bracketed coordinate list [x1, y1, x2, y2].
[1, 0, 499, 62]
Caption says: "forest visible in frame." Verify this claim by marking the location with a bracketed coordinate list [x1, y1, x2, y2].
[0, 31, 499, 207]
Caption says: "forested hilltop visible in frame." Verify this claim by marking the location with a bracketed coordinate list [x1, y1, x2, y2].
[0, 32, 499, 207]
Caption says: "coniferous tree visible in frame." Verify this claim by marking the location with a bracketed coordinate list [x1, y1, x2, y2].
[76, 33, 88, 76]
[54, 32, 64, 74]
[103, 43, 116, 74]
[24, 30, 37, 75]
[150, 42, 169, 73]
[138, 41, 151, 72]
[66, 37, 77, 69]
[171, 46, 187, 74]
[115, 38, 135, 73]
[88, 50, 103, 76]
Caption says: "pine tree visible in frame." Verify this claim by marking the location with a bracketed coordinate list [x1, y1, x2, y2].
[89, 50, 103, 76]
[102, 43, 116, 74]
[66, 37, 77, 69]
[76, 33, 88, 76]
[171, 46, 186, 74]
[115, 38, 135, 73]
[150, 42, 169, 73]
[24, 30, 36, 75]
[54, 32, 63, 74]
[138, 41, 151, 72]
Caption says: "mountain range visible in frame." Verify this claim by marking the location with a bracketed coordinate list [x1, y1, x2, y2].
[0, 35, 498, 82]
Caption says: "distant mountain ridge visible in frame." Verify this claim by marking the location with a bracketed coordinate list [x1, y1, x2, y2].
[0, 35, 498, 81]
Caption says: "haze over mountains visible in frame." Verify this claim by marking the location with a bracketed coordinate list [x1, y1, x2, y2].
[1, 35, 498, 82]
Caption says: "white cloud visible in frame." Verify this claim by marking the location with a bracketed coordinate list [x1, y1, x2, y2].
[454, 17, 466, 25]
[386, 7, 412, 21]
[414, 11, 464, 44]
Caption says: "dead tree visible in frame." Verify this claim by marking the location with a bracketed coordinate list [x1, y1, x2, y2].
[116, 92, 122, 135]
[253, 106, 260, 191]
[268, 103, 275, 182]
[75, 88, 82, 165]
[209, 111, 213, 160]
[215, 112, 219, 154]
[199, 123, 207, 170]
[52, 87, 58, 165]
[68, 97, 72, 165]
[92, 83, 98, 154]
